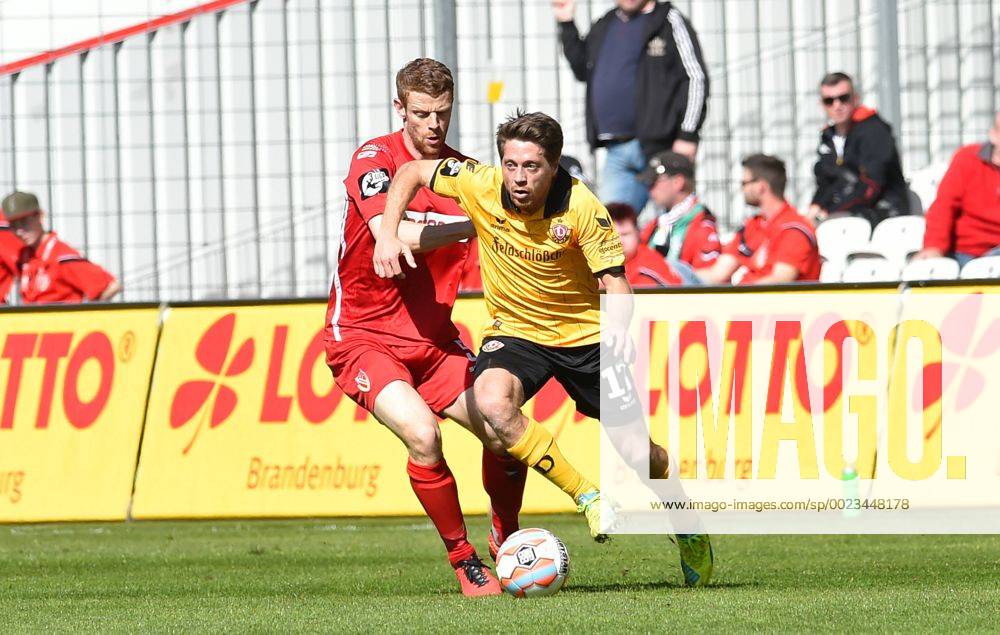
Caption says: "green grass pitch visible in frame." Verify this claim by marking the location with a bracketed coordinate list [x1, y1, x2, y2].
[1, 515, 998, 632]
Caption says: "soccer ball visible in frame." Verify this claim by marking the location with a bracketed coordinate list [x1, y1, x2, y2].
[495, 528, 569, 597]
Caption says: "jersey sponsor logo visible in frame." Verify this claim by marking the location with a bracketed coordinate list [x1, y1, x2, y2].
[481, 339, 504, 353]
[549, 222, 572, 244]
[440, 159, 462, 177]
[464, 160, 480, 174]
[491, 236, 563, 262]
[356, 150, 377, 159]
[355, 369, 371, 393]
[598, 240, 622, 255]
[359, 169, 391, 199]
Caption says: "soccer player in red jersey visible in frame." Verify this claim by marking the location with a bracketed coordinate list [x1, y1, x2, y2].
[607, 203, 683, 288]
[324, 58, 526, 597]
[1, 191, 121, 304]
[700, 154, 821, 285]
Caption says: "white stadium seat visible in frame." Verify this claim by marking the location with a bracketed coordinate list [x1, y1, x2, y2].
[900, 257, 960, 281]
[867, 216, 925, 267]
[819, 260, 844, 283]
[906, 161, 950, 214]
[841, 257, 901, 283]
[816, 216, 871, 266]
[960, 256, 1000, 279]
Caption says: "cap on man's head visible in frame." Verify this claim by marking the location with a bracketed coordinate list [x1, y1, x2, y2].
[636, 151, 695, 187]
[1, 191, 42, 221]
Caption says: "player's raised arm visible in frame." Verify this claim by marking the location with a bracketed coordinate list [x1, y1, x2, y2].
[372, 159, 440, 278]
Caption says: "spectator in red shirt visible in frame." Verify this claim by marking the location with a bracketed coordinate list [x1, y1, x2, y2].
[1, 191, 121, 304]
[913, 111, 1000, 266]
[636, 150, 720, 273]
[700, 154, 821, 285]
[607, 202, 682, 287]
[0, 210, 22, 304]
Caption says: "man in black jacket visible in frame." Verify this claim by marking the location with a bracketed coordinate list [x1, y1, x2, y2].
[554, 0, 708, 214]
[809, 72, 909, 226]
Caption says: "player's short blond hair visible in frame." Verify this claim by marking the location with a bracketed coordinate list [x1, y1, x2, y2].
[395, 58, 454, 105]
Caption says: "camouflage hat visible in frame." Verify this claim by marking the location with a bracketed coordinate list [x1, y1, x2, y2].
[1, 191, 42, 221]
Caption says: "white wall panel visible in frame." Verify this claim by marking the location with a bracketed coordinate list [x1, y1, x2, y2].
[117, 36, 157, 300]
[47, 57, 87, 251]
[151, 24, 192, 299]
[218, 3, 260, 298]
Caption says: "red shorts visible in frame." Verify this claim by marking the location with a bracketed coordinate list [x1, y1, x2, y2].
[325, 331, 475, 415]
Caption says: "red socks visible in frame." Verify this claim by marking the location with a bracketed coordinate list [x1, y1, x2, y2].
[481, 449, 528, 544]
[406, 458, 475, 566]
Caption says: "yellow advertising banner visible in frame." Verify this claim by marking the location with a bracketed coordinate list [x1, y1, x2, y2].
[0, 307, 160, 522]
[131, 299, 597, 519]
[602, 288, 1000, 534]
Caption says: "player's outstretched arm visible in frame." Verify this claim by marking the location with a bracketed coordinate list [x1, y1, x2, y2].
[369, 216, 475, 253]
[373, 159, 440, 278]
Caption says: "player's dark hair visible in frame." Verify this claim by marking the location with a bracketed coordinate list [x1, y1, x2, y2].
[606, 202, 638, 226]
[742, 154, 787, 197]
[495, 110, 563, 165]
[396, 58, 454, 105]
[819, 71, 854, 90]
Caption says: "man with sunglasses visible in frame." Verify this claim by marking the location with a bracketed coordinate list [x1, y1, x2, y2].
[809, 72, 909, 226]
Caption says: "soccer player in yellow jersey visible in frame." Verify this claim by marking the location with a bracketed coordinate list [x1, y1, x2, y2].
[374, 111, 713, 586]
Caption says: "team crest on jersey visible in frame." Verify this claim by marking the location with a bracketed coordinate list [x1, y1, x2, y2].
[34, 269, 51, 292]
[355, 369, 371, 393]
[647, 36, 666, 57]
[359, 168, 391, 199]
[440, 159, 462, 177]
[549, 222, 572, 244]
[482, 340, 505, 353]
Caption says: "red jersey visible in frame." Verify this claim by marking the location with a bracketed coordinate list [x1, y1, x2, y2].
[0, 225, 21, 304]
[625, 245, 682, 288]
[923, 143, 1000, 257]
[458, 238, 483, 292]
[328, 130, 471, 345]
[723, 203, 821, 284]
[640, 197, 720, 270]
[18, 232, 116, 304]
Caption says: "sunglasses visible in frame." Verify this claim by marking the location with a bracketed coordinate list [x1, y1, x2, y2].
[822, 92, 853, 106]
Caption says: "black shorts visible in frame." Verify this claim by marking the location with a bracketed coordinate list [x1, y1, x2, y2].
[473, 336, 641, 424]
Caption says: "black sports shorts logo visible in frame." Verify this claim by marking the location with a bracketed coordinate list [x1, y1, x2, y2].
[359, 168, 391, 199]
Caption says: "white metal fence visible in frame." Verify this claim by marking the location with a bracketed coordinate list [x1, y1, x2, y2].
[1, 0, 998, 301]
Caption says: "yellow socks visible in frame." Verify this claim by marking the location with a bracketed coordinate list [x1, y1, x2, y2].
[507, 419, 595, 503]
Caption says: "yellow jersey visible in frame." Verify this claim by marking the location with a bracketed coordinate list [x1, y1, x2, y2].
[430, 157, 624, 347]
